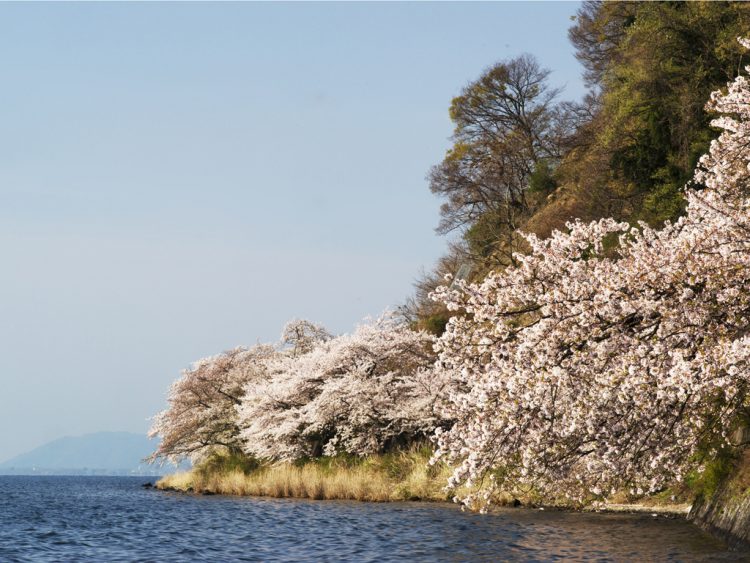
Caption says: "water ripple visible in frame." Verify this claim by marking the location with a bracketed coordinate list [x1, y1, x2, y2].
[0, 476, 744, 561]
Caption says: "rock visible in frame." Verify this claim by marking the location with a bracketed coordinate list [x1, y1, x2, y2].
[141, 482, 153, 489]
[689, 450, 750, 550]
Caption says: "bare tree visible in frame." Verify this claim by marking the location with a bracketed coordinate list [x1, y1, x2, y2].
[429, 54, 575, 237]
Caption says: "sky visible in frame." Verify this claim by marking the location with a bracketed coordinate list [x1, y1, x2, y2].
[0, 2, 585, 462]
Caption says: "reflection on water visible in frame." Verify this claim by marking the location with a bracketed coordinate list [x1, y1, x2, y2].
[0, 476, 744, 561]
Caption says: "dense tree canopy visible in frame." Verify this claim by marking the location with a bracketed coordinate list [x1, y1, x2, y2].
[411, 0, 750, 336]
[150, 314, 445, 464]
[431, 46, 750, 507]
[238, 314, 443, 461]
[148, 343, 276, 463]
[579, 1, 750, 226]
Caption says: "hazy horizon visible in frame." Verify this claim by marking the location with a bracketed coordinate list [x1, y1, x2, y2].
[0, 2, 585, 461]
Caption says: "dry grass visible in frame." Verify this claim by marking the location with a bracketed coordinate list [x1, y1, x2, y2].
[156, 450, 689, 513]
[156, 448, 458, 502]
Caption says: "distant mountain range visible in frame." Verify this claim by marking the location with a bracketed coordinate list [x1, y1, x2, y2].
[0, 431, 189, 476]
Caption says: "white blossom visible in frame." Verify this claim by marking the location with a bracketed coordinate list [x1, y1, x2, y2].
[237, 313, 446, 461]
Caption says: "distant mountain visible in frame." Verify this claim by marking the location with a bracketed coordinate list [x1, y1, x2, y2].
[0, 431, 188, 476]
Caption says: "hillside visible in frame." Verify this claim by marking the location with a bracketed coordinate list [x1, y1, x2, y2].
[0, 432, 187, 476]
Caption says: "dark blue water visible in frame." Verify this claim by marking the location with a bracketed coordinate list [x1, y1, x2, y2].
[0, 476, 744, 562]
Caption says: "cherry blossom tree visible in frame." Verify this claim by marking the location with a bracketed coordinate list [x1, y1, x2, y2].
[430, 39, 750, 507]
[148, 343, 277, 463]
[237, 313, 445, 461]
[280, 318, 332, 356]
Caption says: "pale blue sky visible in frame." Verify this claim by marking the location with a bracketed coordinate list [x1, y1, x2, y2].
[0, 2, 584, 461]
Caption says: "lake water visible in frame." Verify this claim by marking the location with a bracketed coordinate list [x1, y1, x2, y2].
[0, 476, 746, 561]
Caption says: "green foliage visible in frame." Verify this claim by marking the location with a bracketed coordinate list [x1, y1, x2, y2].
[293, 451, 362, 471]
[587, 1, 750, 224]
[679, 409, 747, 500]
[465, 209, 505, 259]
[418, 313, 449, 336]
[194, 450, 260, 479]
[684, 444, 738, 500]
[528, 160, 557, 195]
[608, 106, 670, 189]
[640, 175, 687, 226]
[354, 444, 427, 479]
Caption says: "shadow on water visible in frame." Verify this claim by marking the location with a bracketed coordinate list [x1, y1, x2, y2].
[0, 476, 745, 562]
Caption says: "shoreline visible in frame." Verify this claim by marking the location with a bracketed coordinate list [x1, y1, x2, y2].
[583, 503, 691, 517]
[153, 480, 692, 519]
[153, 467, 691, 517]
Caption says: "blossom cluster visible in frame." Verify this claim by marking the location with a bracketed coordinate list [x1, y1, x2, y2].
[430, 40, 750, 506]
[149, 315, 446, 463]
[238, 314, 445, 460]
[147, 343, 276, 464]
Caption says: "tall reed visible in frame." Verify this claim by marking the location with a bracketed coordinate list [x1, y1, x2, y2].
[156, 447, 457, 502]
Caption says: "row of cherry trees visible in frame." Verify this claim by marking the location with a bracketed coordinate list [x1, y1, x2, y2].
[151, 42, 750, 508]
[148, 314, 448, 464]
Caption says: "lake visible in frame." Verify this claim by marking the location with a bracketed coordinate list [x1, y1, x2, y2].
[0, 476, 745, 561]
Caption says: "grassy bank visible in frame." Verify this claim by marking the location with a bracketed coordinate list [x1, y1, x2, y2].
[156, 447, 464, 502]
[156, 447, 710, 512]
